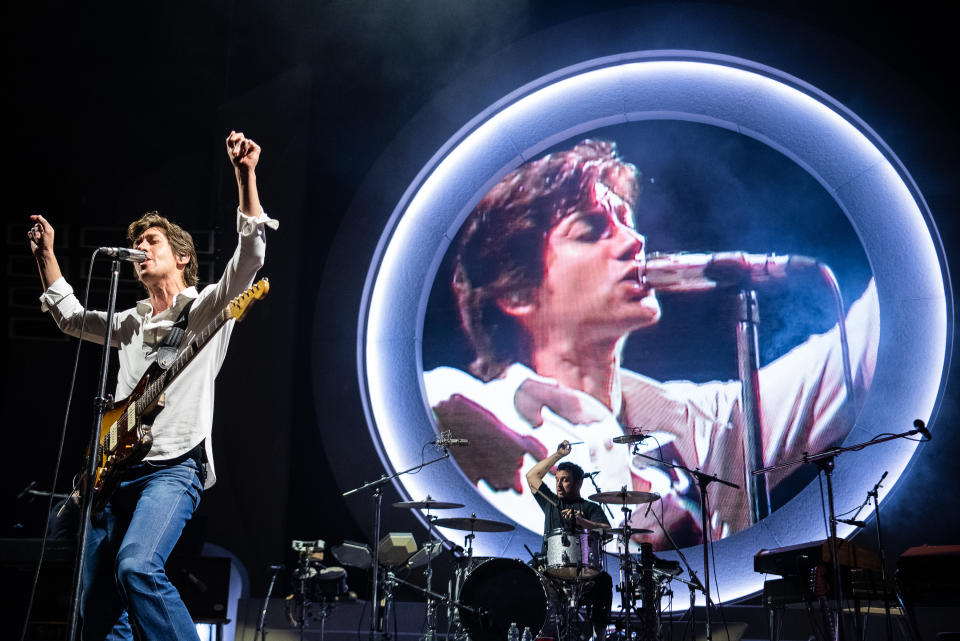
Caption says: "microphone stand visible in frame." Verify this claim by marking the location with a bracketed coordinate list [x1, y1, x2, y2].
[736, 289, 771, 524]
[753, 423, 930, 641]
[342, 449, 452, 641]
[257, 564, 284, 641]
[860, 474, 893, 641]
[644, 499, 709, 641]
[584, 473, 616, 523]
[736, 263, 855, 527]
[632, 449, 738, 641]
[67, 256, 121, 641]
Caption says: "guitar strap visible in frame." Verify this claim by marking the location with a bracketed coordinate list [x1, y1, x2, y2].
[156, 299, 195, 370]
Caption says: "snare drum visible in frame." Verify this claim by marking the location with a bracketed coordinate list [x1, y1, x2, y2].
[545, 528, 604, 579]
[458, 558, 549, 641]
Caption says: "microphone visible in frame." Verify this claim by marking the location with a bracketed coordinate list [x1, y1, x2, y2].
[99, 247, 148, 263]
[836, 518, 867, 528]
[913, 419, 932, 440]
[430, 431, 469, 448]
[642, 252, 818, 292]
[583, 471, 601, 479]
[17, 481, 38, 502]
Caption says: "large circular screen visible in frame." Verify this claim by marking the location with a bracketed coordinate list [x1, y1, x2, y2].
[359, 52, 948, 604]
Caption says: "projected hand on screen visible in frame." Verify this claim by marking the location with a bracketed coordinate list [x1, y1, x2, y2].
[434, 394, 548, 493]
[515, 379, 608, 426]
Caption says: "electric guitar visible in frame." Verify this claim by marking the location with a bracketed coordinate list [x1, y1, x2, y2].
[85, 278, 270, 512]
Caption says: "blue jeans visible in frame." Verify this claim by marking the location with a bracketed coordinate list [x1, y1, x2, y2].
[80, 456, 203, 641]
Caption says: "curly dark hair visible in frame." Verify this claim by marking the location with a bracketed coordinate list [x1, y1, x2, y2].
[126, 212, 199, 288]
[453, 139, 641, 381]
[557, 461, 585, 485]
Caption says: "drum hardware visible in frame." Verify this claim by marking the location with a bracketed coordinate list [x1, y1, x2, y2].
[589, 525, 653, 536]
[458, 558, 551, 641]
[433, 514, 516, 532]
[378, 532, 418, 567]
[342, 445, 456, 640]
[628, 447, 736, 641]
[438, 512, 520, 641]
[330, 540, 373, 569]
[286, 539, 350, 641]
[545, 528, 604, 580]
[587, 490, 660, 505]
[393, 499, 465, 510]
[404, 540, 444, 570]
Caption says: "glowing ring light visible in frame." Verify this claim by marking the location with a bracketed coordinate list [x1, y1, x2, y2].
[359, 51, 949, 604]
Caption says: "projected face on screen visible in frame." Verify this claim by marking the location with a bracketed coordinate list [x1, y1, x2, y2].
[421, 123, 879, 550]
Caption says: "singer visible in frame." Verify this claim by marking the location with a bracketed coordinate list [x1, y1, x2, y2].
[424, 138, 879, 547]
[27, 131, 277, 641]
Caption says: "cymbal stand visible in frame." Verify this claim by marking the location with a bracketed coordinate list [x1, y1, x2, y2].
[753, 421, 930, 641]
[584, 472, 617, 524]
[388, 570, 482, 636]
[294, 555, 310, 641]
[343, 450, 452, 641]
[448, 531, 476, 641]
[631, 449, 738, 641]
[616, 501, 637, 641]
[423, 511, 439, 641]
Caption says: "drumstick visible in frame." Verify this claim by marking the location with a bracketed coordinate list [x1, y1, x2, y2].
[533, 485, 558, 507]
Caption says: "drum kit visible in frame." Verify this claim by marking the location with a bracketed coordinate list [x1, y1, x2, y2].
[339, 488, 685, 641]
[323, 432, 706, 641]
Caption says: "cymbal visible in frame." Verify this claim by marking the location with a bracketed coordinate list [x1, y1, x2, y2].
[433, 516, 515, 533]
[612, 434, 647, 444]
[393, 499, 465, 510]
[590, 525, 653, 535]
[588, 490, 660, 505]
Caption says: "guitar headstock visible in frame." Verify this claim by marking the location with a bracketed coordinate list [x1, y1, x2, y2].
[228, 278, 270, 322]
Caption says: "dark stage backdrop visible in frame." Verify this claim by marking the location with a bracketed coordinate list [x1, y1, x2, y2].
[5, 0, 959, 621]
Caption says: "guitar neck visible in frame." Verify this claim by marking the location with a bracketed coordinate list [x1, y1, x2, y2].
[136, 306, 231, 413]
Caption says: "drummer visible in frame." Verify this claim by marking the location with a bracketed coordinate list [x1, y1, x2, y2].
[526, 440, 609, 537]
[526, 440, 612, 639]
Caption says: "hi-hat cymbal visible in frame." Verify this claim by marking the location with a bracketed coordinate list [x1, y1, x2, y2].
[612, 434, 647, 444]
[393, 499, 465, 510]
[590, 525, 653, 536]
[589, 490, 660, 505]
[433, 516, 515, 532]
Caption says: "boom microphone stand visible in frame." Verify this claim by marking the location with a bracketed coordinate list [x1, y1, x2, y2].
[67, 255, 122, 641]
[753, 420, 931, 641]
[342, 448, 452, 641]
[631, 449, 739, 641]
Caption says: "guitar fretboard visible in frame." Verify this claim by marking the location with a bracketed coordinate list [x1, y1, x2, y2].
[98, 278, 267, 456]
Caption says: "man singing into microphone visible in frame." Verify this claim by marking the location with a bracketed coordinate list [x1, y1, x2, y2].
[28, 131, 277, 641]
[424, 139, 878, 547]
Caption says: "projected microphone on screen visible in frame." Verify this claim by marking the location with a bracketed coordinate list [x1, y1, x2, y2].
[423, 138, 880, 549]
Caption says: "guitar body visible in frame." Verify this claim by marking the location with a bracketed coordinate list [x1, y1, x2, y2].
[79, 278, 269, 513]
[90, 363, 164, 512]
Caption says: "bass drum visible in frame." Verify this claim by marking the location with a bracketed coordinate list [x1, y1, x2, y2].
[458, 558, 549, 641]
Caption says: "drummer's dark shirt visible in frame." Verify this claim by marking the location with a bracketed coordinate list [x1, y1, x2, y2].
[532, 484, 609, 549]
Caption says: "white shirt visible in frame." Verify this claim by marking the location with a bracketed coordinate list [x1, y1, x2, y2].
[425, 280, 879, 541]
[40, 209, 278, 489]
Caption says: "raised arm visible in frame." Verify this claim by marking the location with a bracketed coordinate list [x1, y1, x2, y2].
[28, 214, 63, 291]
[226, 130, 262, 218]
[526, 439, 572, 494]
